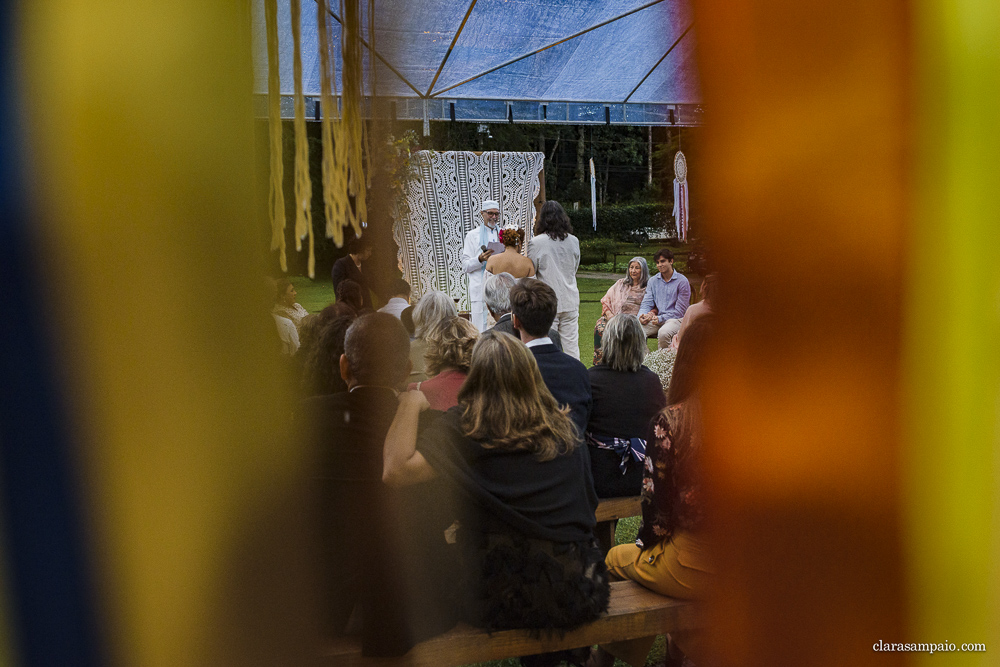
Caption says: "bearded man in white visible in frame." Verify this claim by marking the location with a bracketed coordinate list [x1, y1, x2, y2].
[461, 200, 501, 331]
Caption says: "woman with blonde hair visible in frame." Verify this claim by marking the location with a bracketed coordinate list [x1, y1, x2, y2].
[384, 330, 610, 639]
[407, 316, 478, 411]
[408, 290, 458, 382]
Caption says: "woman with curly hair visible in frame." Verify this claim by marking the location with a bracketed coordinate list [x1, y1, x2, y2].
[485, 227, 535, 279]
[528, 201, 581, 359]
[384, 330, 610, 644]
[407, 316, 478, 410]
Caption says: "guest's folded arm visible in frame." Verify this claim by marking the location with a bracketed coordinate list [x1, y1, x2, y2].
[383, 390, 438, 486]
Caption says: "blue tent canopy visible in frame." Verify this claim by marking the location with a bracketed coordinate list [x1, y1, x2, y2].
[253, 0, 702, 125]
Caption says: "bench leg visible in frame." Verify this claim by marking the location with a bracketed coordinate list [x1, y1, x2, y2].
[595, 519, 617, 554]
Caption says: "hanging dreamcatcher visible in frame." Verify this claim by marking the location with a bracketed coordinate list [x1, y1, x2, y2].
[673, 151, 689, 242]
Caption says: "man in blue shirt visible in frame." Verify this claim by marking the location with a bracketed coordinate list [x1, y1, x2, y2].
[638, 248, 691, 348]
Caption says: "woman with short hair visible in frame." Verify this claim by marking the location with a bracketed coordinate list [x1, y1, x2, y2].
[407, 316, 478, 410]
[409, 291, 458, 382]
[384, 330, 610, 637]
[592, 257, 650, 365]
[528, 201, 581, 359]
[587, 314, 666, 498]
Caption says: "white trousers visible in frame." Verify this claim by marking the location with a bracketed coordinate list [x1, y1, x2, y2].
[471, 301, 488, 333]
[642, 318, 682, 349]
[554, 310, 580, 360]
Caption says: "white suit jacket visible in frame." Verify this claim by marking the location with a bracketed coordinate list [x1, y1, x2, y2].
[461, 224, 499, 304]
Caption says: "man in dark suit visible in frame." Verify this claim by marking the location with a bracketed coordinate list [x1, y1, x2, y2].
[330, 236, 373, 310]
[484, 272, 562, 351]
[298, 313, 456, 656]
[508, 279, 591, 441]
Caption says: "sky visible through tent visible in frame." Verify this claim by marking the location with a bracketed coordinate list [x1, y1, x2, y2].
[252, 0, 701, 125]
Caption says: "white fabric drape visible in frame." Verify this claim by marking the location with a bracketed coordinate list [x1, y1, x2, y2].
[393, 151, 544, 310]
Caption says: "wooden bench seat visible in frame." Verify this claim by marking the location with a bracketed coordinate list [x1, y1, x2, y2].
[323, 580, 698, 667]
[594, 496, 642, 553]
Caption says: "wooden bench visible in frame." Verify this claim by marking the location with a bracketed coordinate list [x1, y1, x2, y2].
[594, 496, 642, 554]
[323, 580, 698, 667]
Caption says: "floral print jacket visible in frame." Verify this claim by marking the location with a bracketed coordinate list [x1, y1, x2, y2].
[635, 404, 704, 549]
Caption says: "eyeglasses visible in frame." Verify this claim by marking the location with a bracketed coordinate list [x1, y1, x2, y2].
[484, 211, 499, 217]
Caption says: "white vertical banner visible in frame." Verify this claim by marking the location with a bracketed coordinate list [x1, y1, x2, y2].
[589, 157, 597, 230]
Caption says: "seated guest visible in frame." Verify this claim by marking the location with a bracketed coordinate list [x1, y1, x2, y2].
[407, 316, 478, 411]
[509, 279, 590, 441]
[384, 330, 609, 639]
[587, 315, 666, 498]
[593, 315, 717, 667]
[642, 346, 676, 395]
[300, 316, 353, 396]
[272, 277, 310, 329]
[378, 278, 411, 319]
[298, 314, 457, 656]
[671, 273, 716, 351]
[320, 279, 364, 321]
[331, 235, 373, 309]
[400, 305, 415, 337]
[484, 272, 562, 350]
[273, 313, 299, 355]
[485, 227, 535, 278]
[638, 248, 691, 349]
[409, 291, 458, 383]
[593, 257, 649, 365]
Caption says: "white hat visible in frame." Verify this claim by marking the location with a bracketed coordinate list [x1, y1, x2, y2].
[480, 200, 500, 212]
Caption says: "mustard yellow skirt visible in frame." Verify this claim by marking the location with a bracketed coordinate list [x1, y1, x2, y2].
[602, 531, 713, 665]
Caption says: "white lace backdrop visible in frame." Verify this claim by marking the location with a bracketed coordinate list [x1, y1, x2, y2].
[393, 151, 545, 310]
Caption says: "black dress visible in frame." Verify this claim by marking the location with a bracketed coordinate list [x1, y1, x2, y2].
[299, 388, 458, 656]
[416, 409, 610, 633]
[586, 365, 666, 498]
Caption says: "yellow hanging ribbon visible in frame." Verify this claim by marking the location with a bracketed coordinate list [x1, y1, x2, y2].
[316, 0, 367, 248]
[264, 0, 286, 271]
[290, 0, 314, 277]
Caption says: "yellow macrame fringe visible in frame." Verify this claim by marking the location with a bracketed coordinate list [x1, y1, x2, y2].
[264, 0, 287, 271]
[316, 0, 367, 248]
[290, 0, 315, 277]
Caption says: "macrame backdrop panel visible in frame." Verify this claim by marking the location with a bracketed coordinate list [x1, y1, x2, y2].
[394, 151, 545, 310]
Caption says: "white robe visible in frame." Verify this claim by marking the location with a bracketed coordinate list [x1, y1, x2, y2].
[461, 223, 499, 331]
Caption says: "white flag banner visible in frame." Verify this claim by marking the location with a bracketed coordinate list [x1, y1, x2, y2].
[672, 179, 689, 241]
[589, 157, 597, 230]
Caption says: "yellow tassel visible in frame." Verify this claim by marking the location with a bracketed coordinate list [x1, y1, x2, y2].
[290, 0, 314, 277]
[264, 0, 286, 271]
[316, 0, 368, 248]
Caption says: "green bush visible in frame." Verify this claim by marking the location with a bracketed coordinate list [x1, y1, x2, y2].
[579, 237, 619, 264]
[568, 202, 674, 242]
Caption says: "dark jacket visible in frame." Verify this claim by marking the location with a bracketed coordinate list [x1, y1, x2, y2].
[298, 387, 456, 655]
[528, 343, 592, 447]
